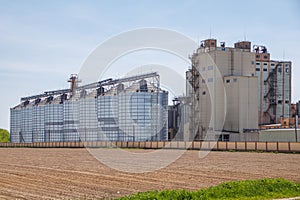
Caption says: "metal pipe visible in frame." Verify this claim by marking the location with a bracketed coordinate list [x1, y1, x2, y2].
[295, 102, 299, 142]
[296, 115, 298, 142]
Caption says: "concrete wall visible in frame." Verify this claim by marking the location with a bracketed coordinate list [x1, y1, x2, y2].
[259, 129, 299, 142]
[212, 47, 256, 77]
[224, 76, 258, 133]
[225, 132, 259, 142]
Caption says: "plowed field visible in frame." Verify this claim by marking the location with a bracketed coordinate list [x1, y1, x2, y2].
[0, 148, 299, 199]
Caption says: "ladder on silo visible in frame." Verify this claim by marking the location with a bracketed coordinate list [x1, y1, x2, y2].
[19, 131, 25, 143]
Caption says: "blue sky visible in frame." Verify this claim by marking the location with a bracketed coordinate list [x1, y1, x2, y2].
[0, 0, 299, 130]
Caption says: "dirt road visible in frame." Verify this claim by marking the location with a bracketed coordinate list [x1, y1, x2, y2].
[0, 148, 299, 199]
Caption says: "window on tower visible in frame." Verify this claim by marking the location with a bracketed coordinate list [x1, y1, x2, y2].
[285, 68, 289, 73]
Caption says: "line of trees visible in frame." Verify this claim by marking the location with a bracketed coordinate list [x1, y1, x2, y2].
[0, 129, 10, 142]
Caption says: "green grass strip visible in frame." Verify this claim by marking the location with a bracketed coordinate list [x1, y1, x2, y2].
[117, 178, 300, 200]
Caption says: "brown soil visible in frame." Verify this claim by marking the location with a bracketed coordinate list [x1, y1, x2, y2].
[0, 148, 299, 199]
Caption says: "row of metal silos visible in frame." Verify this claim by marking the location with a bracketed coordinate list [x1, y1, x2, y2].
[10, 80, 169, 143]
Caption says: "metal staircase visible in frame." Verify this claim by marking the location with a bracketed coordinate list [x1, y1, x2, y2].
[263, 63, 280, 124]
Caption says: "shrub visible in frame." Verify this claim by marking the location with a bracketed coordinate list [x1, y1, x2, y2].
[0, 128, 10, 142]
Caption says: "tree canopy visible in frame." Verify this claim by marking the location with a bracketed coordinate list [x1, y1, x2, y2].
[0, 129, 10, 142]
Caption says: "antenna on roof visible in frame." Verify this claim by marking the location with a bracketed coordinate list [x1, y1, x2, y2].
[243, 24, 247, 41]
[209, 26, 212, 39]
[283, 49, 285, 61]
